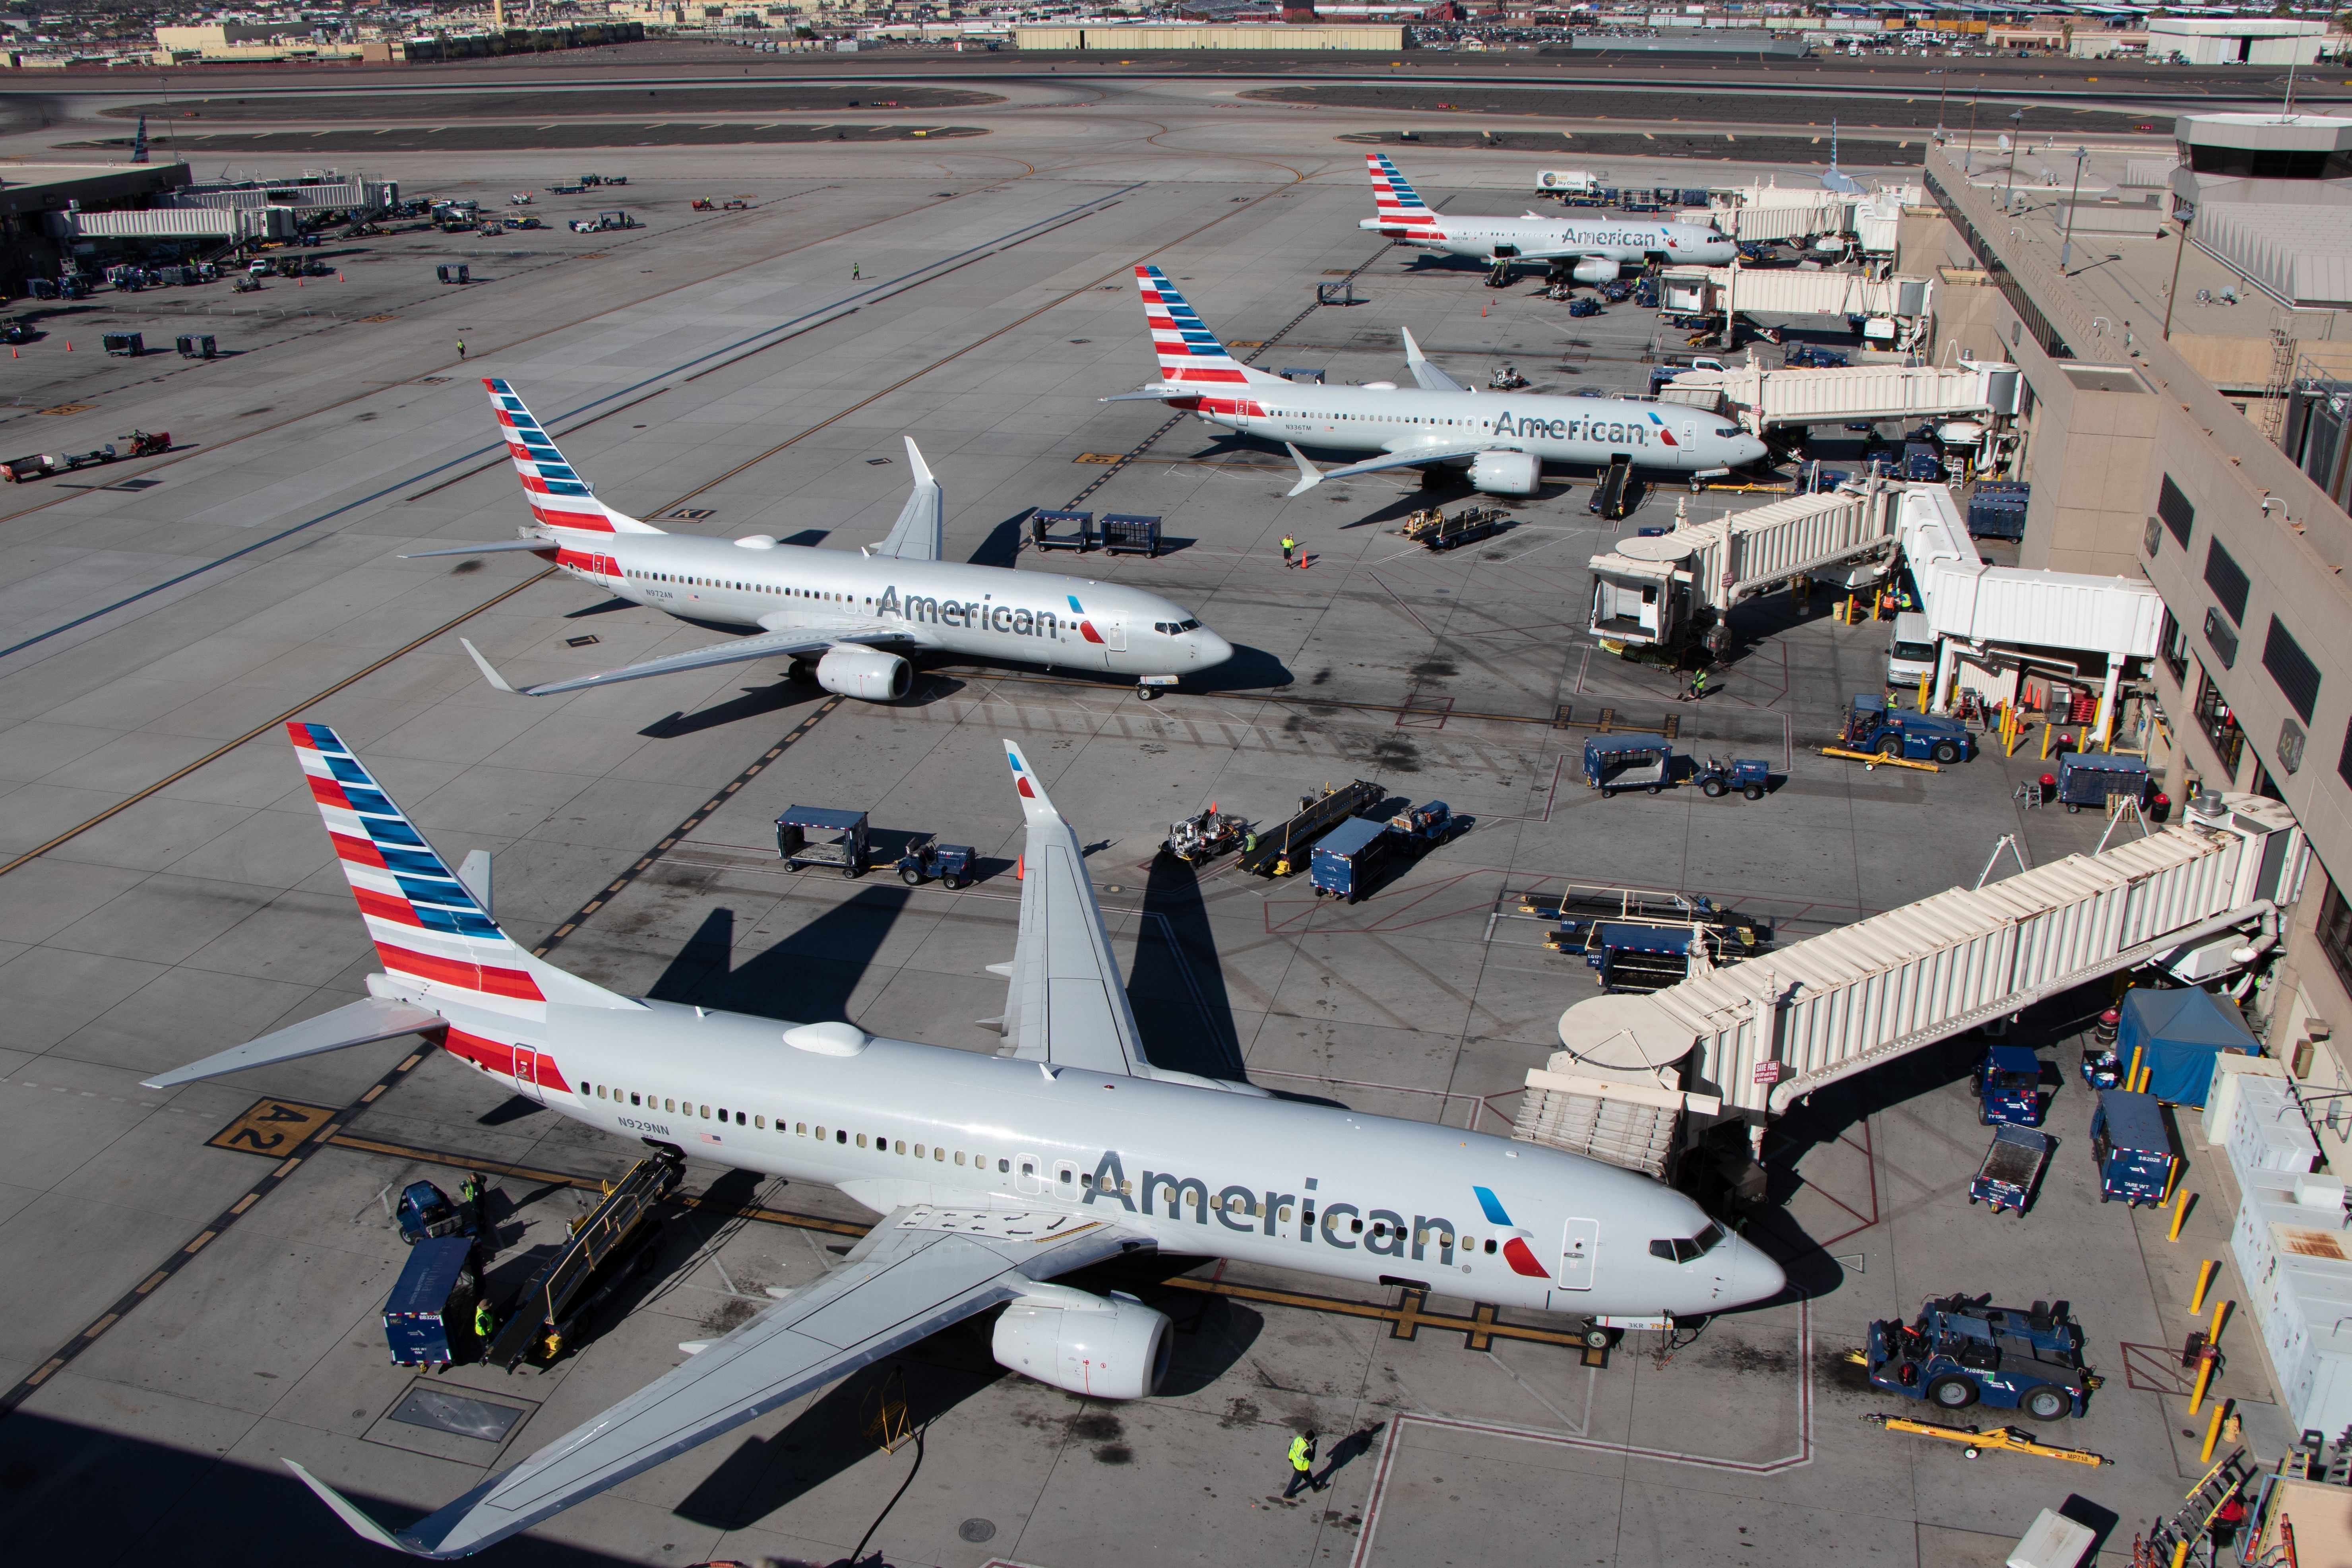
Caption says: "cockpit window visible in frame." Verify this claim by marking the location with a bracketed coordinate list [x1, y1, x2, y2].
[1153, 619, 1203, 636]
[1715, 427, 1742, 439]
[1648, 1221, 1727, 1264]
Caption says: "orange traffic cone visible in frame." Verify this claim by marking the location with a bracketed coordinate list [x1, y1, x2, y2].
[64, 341, 70, 351]
[1016, 854, 1025, 881]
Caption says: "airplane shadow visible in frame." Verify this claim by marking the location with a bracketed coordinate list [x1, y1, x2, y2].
[779, 528, 830, 547]
[1186, 644, 1293, 695]
[965, 510, 1030, 569]
[647, 892, 913, 1026]
[1128, 852, 1246, 1082]
[638, 679, 829, 740]
[562, 597, 635, 620]
[0, 1411, 646, 1566]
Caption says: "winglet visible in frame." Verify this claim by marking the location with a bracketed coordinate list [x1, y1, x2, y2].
[1003, 740, 1060, 828]
[284, 1461, 427, 1557]
[1283, 443, 1325, 499]
[459, 638, 520, 695]
[1401, 326, 1429, 368]
[903, 434, 933, 490]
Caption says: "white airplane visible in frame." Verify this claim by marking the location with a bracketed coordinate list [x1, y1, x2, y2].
[1109, 266, 1771, 496]
[1360, 151, 1737, 278]
[145, 723, 1786, 1559]
[416, 378, 1232, 702]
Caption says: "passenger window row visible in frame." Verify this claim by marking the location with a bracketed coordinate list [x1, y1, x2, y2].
[580, 1082, 1018, 1171]
[625, 570, 862, 605]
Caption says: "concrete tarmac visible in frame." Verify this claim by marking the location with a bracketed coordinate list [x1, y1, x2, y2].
[0, 73, 2255, 1568]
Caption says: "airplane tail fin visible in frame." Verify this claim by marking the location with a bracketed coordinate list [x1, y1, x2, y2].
[484, 376, 663, 537]
[1366, 151, 1439, 231]
[286, 721, 626, 1016]
[1134, 266, 1284, 388]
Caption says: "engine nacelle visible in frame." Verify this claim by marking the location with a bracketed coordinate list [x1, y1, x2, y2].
[990, 1285, 1172, 1401]
[1469, 449, 1541, 496]
[813, 645, 911, 701]
[1569, 256, 1619, 285]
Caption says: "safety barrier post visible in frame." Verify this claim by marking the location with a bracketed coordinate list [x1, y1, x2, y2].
[2169, 1189, 2194, 1241]
[2201, 1399, 2230, 1463]
[2127, 1046, 2145, 1092]
[2212, 1298, 2233, 1345]
[2189, 1258, 2218, 1315]
[2188, 1346, 2218, 1415]
[1918, 674, 1930, 713]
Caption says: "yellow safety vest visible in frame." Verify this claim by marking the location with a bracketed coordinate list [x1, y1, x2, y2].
[1288, 1436, 1312, 1471]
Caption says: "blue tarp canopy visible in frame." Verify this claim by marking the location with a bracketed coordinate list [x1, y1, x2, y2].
[2116, 986, 2257, 1108]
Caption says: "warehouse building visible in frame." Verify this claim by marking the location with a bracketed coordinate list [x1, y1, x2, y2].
[1012, 22, 1405, 49]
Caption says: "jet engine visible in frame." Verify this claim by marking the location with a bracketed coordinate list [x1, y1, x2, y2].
[1469, 449, 1541, 496]
[813, 645, 911, 701]
[1569, 256, 1619, 285]
[990, 1284, 1173, 1400]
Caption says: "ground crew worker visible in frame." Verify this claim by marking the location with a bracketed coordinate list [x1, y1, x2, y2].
[474, 1299, 496, 1341]
[852, 262, 862, 279]
[456, 338, 467, 360]
[1682, 667, 1709, 702]
[1284, 1430, 1320, 1498]
[2211, 1490, 2248, 1551]
[1281, 535, 1296, 568]
[1242, 830, 1257, 855]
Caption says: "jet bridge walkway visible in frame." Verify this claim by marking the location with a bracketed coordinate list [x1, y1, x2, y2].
[1517, 795, 2303, 1171]
[1661, 361, 2021, 432]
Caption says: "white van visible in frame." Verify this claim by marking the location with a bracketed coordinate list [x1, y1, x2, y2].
[1887, 612, 1937, 689]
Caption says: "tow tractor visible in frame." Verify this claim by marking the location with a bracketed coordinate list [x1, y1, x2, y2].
[1161, 804, 1248, 865]
[1974, 1044, 2046, 1126]
[0, 431, 167, 482]
[1487, 365, 1528, 391]
[1690, 756, 1771, 800]
[395, 1178, 480, 1244]
[1387, 799, 1459, 852]
[895, 835, 974, 889]
[1827, 693, 1972, 766]
[1864, 1295, 2098, 1421]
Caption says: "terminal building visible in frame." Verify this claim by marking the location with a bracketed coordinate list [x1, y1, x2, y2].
[1893, 111, 2352, 1166]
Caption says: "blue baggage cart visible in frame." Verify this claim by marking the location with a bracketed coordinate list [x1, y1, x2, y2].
[2089, 1089, 2176, 1206]
[2053, 752, 2147, 814]
[1968, 1124, 2051, 1214]
[383, 1235, 479, 1368]
[1583, 733, 1672, 797]
[1310, 816, 1391, 903]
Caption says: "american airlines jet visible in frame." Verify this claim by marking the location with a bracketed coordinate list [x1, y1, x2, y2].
[419, 379, 1232, 702]
[146, 724, 1785, 1558]
[1110, 266, 1771, 495]
[1360, 152, 1737, 278]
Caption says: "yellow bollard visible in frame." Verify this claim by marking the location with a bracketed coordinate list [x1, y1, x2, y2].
[2190, 1258, 2218, 1315]
[2128, 1046, 2145, 1091]
[2201, 1399, 2230, 1463]
[1843, 593, 1855, 625]
[2213, 1297, 2233, 1345]
[1918, 674, 1930, 713]
[2189, 1351, 2217, 1415]
[2042, 719, 2056, 759]
[2169, 1189, 2195, 1241]
[2169, 1541, 2190, 1568]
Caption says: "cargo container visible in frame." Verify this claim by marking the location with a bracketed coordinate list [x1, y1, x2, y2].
[382, 1235, 480, 1367]
[2090, 1089, 2175, 1205]
[1308, 816, 1391, 903]
[2053, 752, 2150, 813]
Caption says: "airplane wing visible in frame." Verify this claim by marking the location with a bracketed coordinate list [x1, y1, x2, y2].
[289, 1206, 1137, 1560]
[867, 436, 943, 562]
[459, 626, 903, 699]
[1283, 441, 1492, 498]
[1401, 328, 1469, 394]
[997, 740, 1149, 1078]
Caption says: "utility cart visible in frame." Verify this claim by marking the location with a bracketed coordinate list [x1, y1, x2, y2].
[382, 1236, 482, 1368]
[1975, 1044, 2046, 1126]
[1864, 1295, 2097, 1420]
[2054, 752, 2148, 814]
[1028, 509, 1095, 553]
[1387, 800, 1459, 853]
[1401, 505, 1510, 553]
[775, 806, 870, 878]
[895, 835, 973, 889]
[2090, 1089, 2176, 1206]
[1583, 733, 1673, 797]
[1100, 514, 1162, 557]
[396, 1179, 478, 1244]
[1968, 1124, 2052, 1214]
[1310, 816, 1392, 903]
[1161, 804, 1247, 865]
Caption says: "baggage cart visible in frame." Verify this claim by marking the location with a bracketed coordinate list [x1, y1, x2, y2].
[775, 806, 869, 878]
[1582, 733, 1672, 797]
[1309, 816, 1391, 903]
[101, 331, 142, 357]
[1100, 513, 1162, 557]
[1968, 1124, 2051, 1214]
[175, 333, 216, 359]
[2089, 1089, 2175, 1206]
[382, 1236, 481, 1368]
[1028, 509, 1095, 553]
[436, 263, 471, 285]
[2053, 752, 2146, 814]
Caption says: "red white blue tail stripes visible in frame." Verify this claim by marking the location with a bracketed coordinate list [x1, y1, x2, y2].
[1136, 265, 1254, 387]
[484, 376, 658, 537]
[1366, 153, 1439, 231]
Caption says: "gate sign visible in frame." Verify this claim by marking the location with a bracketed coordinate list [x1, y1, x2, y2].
[1753, 1061, 1786, 1085]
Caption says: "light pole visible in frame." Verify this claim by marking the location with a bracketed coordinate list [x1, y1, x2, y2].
[1930, 68, 1950, 140]
[2001, 110, 2026, 207]
[1963, 91, 1981, 173]
[2059, 144, 2089, 271]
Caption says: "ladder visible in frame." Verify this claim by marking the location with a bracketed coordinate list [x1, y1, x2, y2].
[2145, 1449, 2257, 1563]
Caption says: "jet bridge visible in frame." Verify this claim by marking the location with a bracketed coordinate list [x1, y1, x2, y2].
[1589, 480, 1901, 652]
[1664, 361, 2020, 433]
[1516, 794, 2303, 1173]
[1657, 266, 1930, 323]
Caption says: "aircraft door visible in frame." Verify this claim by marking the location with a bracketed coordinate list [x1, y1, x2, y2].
[1052, 1159, 1079, 1202]
[1557, 1217, 1597, 1292]
[511, 1045, 546, 1105]
[1099, 618, 1127, 652]
[1016, 1153, 1044, 1195]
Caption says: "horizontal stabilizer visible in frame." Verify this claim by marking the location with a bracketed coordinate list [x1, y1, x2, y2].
[284, 1462, 426, 1556]
[141, 997, 444, 1090]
